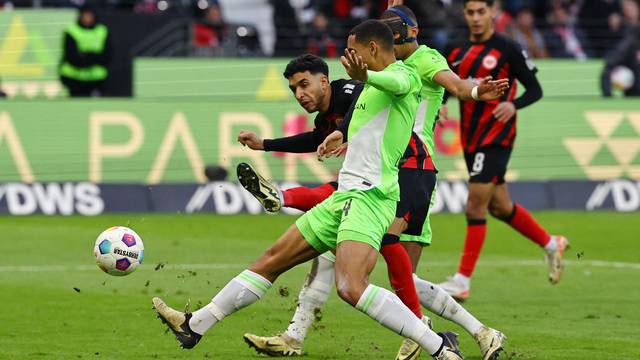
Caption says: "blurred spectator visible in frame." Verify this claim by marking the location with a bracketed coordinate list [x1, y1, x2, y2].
[307, 12, 338, 57]
[621, 0, 640, 32]
[59, 4, 111, 97]
[508, 7, 548, 58]
[494, 0, 514, 33]
[544, 4, 592, 60]
[578, 0, 621, 57]
[193, 2, 228, 52]
[270, 0, 304, 56]
[601, 26, 640, 96]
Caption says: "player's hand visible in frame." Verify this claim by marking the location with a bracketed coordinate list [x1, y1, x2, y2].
[317, 130, 344, 161]
[237, 130, 264, 150]
[476, 76, 510, 101]
[341, 49, 368, 83]
[329, 142, 348, 157]
[493, 102, 516, 122]
[388, 0, 404, 8]
[437, 105, 448, 126]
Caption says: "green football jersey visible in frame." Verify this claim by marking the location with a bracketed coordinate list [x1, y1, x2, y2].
[338, 60, 422, 201]
[403, 45, 450, 164]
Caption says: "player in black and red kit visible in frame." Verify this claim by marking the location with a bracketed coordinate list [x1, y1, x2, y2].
[236, 55, 360, 212]
[438, 0, 569, 301]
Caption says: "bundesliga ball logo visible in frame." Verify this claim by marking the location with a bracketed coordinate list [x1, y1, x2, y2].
[93, 226, 145, 276]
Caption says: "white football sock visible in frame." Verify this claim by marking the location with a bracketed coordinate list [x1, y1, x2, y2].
[285, 255, 335, 343]
[414, 274, 483, 336]
[544, 236, 558, 253]
[453, 273, 471, 289]
[189, 269, 272, 335]
[356, 284, 443, 355]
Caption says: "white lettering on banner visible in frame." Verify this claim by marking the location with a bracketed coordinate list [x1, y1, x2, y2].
[4, 183, 36, 215]
[211, 182, 244, 215]
[186, 182, 261, 214]
[587, 180, 640, 212]
[0, 183, 103, 215]
[435, 181, 469, 214]
[186, 182, 301, 214]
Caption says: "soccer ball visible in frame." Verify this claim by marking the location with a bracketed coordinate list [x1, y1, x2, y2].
[93, 226, 144, 276]
[611, 66, 635, 90]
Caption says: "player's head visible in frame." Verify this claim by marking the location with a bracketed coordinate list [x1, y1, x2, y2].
[347, 19, 395, 71]
[283, 54, 330, 113]
[463, 0, 495, 38]
[380, 5, 419, 60]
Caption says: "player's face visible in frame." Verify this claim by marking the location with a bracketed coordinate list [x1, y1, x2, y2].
[347, 34, 375, 68]
[464, 1, 494, 36]
[288, 71, 328, 113]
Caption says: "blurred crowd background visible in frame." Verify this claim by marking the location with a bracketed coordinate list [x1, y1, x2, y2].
[1, 0, 638, 59]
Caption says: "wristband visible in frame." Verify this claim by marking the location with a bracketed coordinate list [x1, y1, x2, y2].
[471, 86, 479, 100]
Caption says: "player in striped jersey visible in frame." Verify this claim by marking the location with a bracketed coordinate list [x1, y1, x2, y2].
[437, 0, 569, 301]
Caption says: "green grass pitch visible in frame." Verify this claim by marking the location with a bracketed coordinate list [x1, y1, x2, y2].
[1, 212, 639, 359]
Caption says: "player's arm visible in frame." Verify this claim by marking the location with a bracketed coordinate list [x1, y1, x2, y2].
[494, 47, 543, 122]
[341, 49, 412, 96]
[433, 70, 509, 102]
[237, 129, 323, 153]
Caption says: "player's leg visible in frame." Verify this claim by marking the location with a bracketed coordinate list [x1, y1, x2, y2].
[243, 253, 335, 356]
[381, 222, 421, 318]
[400, 176, 506, 360]
[489, 183, 569, 284]
[334, 190, 462, 360]
[282, 182, 337, 211]
[238, 162, 337, 213]
[335, 241, 460, 359]
[439, 148, 498, 300]
[153, 216, 327, 349]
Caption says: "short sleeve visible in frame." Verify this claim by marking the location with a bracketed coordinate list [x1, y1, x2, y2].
[421, 49, 451, 82]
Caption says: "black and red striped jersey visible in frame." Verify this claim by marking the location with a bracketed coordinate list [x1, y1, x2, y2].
[400, 132, 436, 171]
[445, 33, 539, 153]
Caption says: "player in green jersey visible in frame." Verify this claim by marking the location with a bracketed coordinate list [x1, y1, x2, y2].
[152, 19, 463, 360]
[243, 5, 508, 360]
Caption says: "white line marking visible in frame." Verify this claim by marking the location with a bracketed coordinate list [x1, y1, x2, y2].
[0, 260, 638, 273]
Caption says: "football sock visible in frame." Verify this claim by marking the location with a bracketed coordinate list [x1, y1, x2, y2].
[504, 203, 551, 247]
[282, 182, 337, 211]
[458, 219, 487, 278]
[189, 270, 271, 335]
[413, 275, 483, 336]
[356, 284, 443, 355]
[544, 236, 558, 253]
[380, 235, 422, 318]
[285, 255, 335, 343]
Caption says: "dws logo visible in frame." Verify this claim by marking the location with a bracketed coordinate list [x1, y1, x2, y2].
[0, 183, 104, 215]
[587, 180, 640, 212]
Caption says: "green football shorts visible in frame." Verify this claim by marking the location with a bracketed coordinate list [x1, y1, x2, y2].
[296, 188, 396, 253]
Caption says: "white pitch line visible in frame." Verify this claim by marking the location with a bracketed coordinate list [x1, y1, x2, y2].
[0, 260, 639, 273]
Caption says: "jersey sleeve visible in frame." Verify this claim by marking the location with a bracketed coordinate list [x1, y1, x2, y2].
[509, 42, 543, 109]
[420, 49, 451, 82]
[366, 67, 414, 96]
[510, 43, 538, 79]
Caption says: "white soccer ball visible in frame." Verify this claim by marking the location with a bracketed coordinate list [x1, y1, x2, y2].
[93, 226, 144, 276]
[611, 66, 635, 90]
